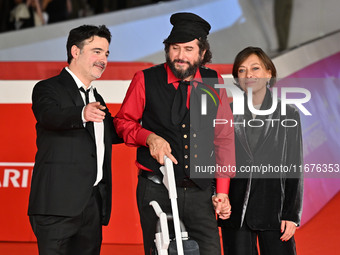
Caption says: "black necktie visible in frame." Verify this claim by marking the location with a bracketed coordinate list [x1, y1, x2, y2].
[80, 87, 95, 138]
[171, 81, 190, 125]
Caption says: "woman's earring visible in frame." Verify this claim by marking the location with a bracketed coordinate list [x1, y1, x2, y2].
[266, 80, 271, 88]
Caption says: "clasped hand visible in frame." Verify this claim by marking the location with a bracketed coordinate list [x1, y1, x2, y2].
[146, 134, 232, 220]
[212, 193, 231, 219]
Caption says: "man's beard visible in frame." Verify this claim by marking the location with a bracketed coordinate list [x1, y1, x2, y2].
[166, 54, 203, 80]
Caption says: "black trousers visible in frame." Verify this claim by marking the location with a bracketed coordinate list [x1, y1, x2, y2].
[221, 223, 297, 255]
[137, 175, 221, 255]
[29, 187, 102, 255]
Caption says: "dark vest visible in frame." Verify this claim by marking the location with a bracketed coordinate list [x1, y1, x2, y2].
[137, 64, 220, 189]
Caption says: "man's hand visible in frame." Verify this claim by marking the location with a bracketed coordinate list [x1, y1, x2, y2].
[84, 102, 106, 122]
[212, 193, 231, 219]
[280, 220, 297, 241]
[146, 133, 177, 165]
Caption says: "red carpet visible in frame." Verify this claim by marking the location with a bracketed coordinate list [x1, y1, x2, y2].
[295, 191, 340, 255]
[0, 192, 338, 254]
[0, 242, 144, 255]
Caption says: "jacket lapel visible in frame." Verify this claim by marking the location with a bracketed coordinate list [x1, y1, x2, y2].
[234, 113, 253, 159]
[60, 68, 84, 107]
[253, 89, 277, 151]
[93, 87, 107, 143]
[232, 100, 253, 159]
[60, 68, 96, 139]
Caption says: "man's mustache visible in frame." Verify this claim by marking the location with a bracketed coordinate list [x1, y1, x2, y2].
[173, 59, 190, 65]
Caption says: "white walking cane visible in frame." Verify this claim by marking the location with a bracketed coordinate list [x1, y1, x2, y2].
[149, 155, 184, 255]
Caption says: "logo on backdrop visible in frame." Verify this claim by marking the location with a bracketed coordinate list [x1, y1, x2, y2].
[0, 163, 33, 188]
[195, 81, 222, 115]
[210, 83, 312, 128]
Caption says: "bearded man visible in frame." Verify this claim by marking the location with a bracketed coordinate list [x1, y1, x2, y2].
[114, 12, 235, 255]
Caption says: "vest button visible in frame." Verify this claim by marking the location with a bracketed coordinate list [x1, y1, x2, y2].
[194, 154, 197, 158]
[185, 165, 188, 169]
[182, 124, 186, 128]
[194, 144, 198, 148]
[184, 155, 188, 159]
[184, 145, 188, 149]
[183, 134, 187, 138]
[193, 133, 196, 137]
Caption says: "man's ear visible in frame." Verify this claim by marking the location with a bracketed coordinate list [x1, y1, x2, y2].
[201, 50, 206, 61]
[71, 45, 80, 60]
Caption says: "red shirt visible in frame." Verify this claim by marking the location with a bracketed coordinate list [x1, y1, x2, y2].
[114, 63, 235, 193]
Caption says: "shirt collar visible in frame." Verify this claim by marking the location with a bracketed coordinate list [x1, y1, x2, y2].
[65, 67, 94, 91]
[164, 63, 203, 84]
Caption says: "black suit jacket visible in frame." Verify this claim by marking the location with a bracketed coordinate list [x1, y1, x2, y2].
[28, 68, 121, 225]
[220, 89, 304, 230]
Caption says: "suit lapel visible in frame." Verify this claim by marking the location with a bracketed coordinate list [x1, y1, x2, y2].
[93, 87, 100, 103]
[93, 88, 108, 144]
[60, 68, 84, 107]
[83, 87, 98, 141]
[60, 68, 96, 139]
[253, 89, 277, 151]
[231, 98, 253, 159]
[233, 106, 253, 228]
[234, 113, 253, 159]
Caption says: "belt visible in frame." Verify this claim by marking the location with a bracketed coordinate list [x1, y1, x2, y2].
[176, 178, 197, 188]
[139, 170, 197, 188]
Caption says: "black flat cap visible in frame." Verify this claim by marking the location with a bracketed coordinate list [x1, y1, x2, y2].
[163, 12, 211, 44]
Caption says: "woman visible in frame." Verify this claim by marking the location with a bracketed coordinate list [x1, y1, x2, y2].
[219, 47, 303, 255]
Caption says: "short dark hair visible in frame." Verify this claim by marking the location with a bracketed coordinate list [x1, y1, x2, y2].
[163, 37, 212, 66]
[232, 46, 277, 87]
[66, 25, 111, 64]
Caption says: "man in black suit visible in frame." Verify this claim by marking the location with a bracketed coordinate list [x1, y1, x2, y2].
[28, 24, 121, 255]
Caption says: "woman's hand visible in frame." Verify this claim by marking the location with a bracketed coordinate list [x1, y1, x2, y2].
[280, 220, 297, 241]
[212, 193, 231, 219]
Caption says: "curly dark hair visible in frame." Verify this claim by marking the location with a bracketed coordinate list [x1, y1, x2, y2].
[66, 25, 111, 64]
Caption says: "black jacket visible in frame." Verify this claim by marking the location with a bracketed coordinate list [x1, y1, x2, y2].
[220, 89, 303, 230]
[28, 68, 122, 225]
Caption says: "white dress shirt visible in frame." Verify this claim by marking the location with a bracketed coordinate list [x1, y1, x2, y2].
[65, 67, 104, 186]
